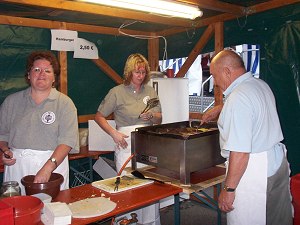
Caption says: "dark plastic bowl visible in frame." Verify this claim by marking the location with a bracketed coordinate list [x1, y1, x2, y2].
[1, 195, 43, 225]
[21, 173, 64, 199]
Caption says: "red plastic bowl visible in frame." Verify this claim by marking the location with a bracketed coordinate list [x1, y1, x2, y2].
[21, 173, 64, 199]
[1, 195, 43, 225]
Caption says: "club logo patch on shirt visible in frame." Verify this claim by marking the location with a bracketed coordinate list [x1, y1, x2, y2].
[143, 96, 150, 105]
[41, 111, 56, 124]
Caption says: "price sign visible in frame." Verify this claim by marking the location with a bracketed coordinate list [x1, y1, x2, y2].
[80, 45, 94, 50]
[51, 29, 78, 51]
[74, 38, 98, 59]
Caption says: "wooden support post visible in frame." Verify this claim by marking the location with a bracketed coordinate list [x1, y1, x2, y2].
[92, 57, 123, 84]
[213, 21, 224, 200]
[176, 24, 214, 78]
[148, 35, 159, 71]
[214, 22, 224, 106]
[58, 22, 68, 94]
[58, 51, 68, 94]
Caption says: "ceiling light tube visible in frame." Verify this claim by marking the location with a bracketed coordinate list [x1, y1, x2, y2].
[77, 0, 203, 20]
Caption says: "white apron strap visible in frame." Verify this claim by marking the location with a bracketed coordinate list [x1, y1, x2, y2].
[4, 148, 69, 195]
[227, 151, 268, 225]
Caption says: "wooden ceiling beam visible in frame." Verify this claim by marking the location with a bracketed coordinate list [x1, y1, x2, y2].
[1, 0, 196, 28]
[92, 58, 123, 84]
[159, 0, 299, 36]
[176, 0, 245, 15]
[176, 24, 214, 78]
[0, 15, 153, 36]
[158, 13, 233, 36]
[246, 0, 299, 15]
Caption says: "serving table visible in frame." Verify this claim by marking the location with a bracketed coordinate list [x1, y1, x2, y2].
[132, 165, 226, 225]
[52, 182, 183, 225]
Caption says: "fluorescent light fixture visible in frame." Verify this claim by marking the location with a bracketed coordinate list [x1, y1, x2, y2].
[77, 0, 203, 20]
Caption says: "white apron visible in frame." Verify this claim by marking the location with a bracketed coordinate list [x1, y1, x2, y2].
[227, 151, 268, 225]
[115, 125, 147, 174]
[115, 125, 160, 225]
[4, 148, 69, 195]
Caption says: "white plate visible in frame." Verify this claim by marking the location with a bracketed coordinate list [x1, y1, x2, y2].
[68, 197, 116, 218]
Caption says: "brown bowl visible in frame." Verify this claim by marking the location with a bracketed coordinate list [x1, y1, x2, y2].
[21, 173, 64, 199]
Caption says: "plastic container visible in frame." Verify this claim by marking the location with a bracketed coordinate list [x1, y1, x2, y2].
[21, 173, 64, 199]
[1, 195, 43, 225]
[291, 174, 300, 225]
[166, 69, 174, 78]
[0, 200, 14, 225]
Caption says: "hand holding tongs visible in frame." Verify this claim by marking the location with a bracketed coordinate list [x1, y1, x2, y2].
[114, 177, 120, 192]
[139, 98, 159, 118]
[0, 148, 12, 159]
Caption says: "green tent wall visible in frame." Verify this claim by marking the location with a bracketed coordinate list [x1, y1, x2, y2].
[0, 3, 299, 174]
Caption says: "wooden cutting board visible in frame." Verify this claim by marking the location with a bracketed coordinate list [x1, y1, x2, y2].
[92, 175, 153, 194]
[68, 197, 116, 218]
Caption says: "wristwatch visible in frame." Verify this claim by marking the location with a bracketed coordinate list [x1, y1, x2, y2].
[49, 157, 58, 168]
[223, 185, 236, 192]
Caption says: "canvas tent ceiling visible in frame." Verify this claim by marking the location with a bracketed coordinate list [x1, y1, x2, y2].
[0, 0, 298, 35]
[0, 0, 299, 175]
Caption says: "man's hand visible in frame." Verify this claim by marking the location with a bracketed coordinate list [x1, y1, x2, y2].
[218, 190, 235, 212]
[201, 104, 223, 125]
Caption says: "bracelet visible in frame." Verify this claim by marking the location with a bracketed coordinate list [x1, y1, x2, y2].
[223, 185, 236, 192]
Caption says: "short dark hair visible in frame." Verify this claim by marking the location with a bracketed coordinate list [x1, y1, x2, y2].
[25, 51, 60, 86]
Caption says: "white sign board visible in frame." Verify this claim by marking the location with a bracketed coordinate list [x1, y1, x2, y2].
[88, 120, 116, 151]
[51, 29, 77, 51]
[74, 38, 99, 59]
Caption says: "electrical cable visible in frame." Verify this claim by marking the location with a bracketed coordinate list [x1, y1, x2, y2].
[117, 153, 135, 176]
[118, 21, 168, 71]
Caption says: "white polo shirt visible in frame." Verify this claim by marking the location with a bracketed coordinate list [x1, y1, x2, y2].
[218, 72, 284, 176]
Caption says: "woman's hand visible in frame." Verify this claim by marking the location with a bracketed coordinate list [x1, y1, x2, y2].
[34, 168, 52, 183]
[140, 112, 153, 121]
[1, 149, 16, 166]
[111, 130, 129, 149]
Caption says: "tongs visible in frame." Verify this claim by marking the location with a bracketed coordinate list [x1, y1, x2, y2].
[114, 177, 120, 192]
[0, 148, 11, 159]
[131, 170, 164, 184]
[139, 98, 159, 118]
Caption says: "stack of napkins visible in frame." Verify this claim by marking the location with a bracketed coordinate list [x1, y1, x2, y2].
[42, 202, 72, 225]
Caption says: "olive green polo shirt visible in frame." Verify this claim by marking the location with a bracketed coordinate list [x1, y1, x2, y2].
[98, 84, 161, 128]
[0, 87, 79, 151]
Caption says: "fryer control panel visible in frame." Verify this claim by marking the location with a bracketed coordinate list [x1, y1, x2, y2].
[140, 154, 158, 164]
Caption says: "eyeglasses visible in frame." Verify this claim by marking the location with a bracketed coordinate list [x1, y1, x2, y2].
[133, 70, 146, 75]
[31, 67, 54, 74]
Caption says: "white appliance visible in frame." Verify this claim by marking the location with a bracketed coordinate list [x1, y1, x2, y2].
[149, 78, 189, 124]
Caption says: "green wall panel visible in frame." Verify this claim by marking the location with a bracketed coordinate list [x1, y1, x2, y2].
[0, 3, 299, 174]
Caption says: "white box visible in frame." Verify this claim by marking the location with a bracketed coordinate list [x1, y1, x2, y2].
[88, 120, 116, 151]
[93, 157, 117, 179]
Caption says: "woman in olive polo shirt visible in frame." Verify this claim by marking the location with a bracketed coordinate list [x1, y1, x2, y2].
[0, 50, 79, 194]
[95, 53, 162, 225]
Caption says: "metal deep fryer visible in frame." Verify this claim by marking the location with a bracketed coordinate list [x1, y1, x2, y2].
[131, 121, 225, 185]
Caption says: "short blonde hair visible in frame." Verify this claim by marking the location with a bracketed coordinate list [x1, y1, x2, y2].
[123, 53, 150, 85]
